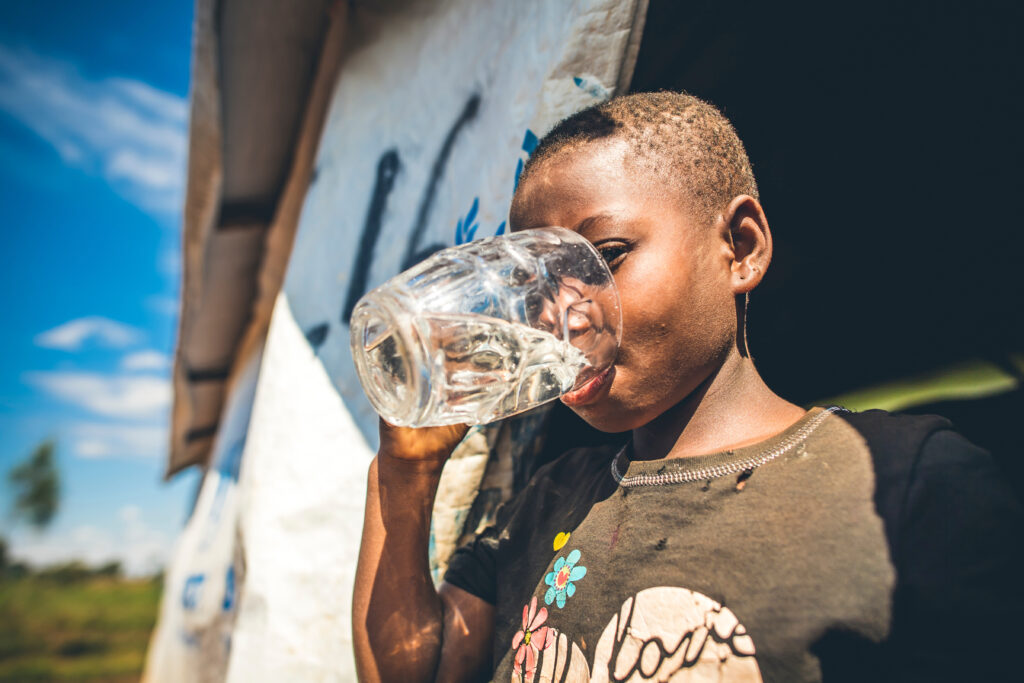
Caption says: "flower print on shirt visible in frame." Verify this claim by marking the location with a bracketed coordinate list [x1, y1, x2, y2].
[544, 548, 587, 608]
[512, 595, 554, 682]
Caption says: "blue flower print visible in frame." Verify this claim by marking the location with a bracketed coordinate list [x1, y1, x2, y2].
[544, 548, 587, 608]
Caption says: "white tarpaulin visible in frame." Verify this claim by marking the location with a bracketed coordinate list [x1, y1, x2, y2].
[145, 351, 261, 682]
[155, 0, 647, 680]
[230, 1, 646, 679]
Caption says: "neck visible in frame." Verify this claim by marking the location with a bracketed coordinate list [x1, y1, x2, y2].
[631, 349, 805, 461]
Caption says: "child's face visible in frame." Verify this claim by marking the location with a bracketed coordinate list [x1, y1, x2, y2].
[510, 140, 738, 432]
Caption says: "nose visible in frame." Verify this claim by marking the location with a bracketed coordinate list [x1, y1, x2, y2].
[533, 279, 605, 353]
[566, 300, 593, 334]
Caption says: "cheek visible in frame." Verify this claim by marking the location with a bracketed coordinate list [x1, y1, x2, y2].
[625, 312, 673, 350]
[615, 261, 734, 367]
[615, 261, 691, 350]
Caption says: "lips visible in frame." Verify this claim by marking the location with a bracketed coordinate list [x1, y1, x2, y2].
[560, 365, 615, 407]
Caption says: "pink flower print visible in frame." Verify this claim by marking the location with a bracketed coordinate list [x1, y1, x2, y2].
[511, 595, 555, 682]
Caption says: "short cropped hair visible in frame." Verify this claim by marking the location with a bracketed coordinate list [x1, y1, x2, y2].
[520, 91, 759, 225]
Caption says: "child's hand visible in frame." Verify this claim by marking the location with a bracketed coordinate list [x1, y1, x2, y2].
[377, 418, 469, 467]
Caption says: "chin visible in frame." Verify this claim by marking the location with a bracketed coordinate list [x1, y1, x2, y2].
[568, 398, 646, 434]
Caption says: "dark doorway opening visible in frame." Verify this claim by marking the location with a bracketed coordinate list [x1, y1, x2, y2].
[624, 0, 1023, 488]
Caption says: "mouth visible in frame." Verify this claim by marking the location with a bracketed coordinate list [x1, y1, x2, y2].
[560, 365, 615, 407]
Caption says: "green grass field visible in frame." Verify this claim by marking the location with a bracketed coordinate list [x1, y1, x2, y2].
[0, 576, 160, 682]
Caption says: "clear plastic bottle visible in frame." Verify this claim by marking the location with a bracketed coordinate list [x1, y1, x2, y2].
[349, 227, 621, 427]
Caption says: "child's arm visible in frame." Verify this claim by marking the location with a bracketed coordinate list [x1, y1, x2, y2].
[353, 421, 493, 682]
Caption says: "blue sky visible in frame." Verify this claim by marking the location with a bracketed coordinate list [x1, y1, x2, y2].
[0, 1, 198, 575]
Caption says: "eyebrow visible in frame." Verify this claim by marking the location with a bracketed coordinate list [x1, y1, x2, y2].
[572, 212, 622, 239]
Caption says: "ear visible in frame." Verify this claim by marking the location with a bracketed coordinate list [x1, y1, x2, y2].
[721, 195, 772, 295]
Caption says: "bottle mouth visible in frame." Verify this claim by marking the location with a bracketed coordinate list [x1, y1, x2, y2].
[529, 227, 622, 390]
[349, 294, 426, 426]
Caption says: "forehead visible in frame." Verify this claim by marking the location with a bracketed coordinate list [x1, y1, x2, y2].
[509, 139, 655, 232]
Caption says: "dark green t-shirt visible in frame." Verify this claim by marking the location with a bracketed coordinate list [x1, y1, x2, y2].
[444, 408, 1023, 682]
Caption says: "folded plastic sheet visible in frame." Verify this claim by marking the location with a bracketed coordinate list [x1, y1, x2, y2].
[149, 0, 647, 679]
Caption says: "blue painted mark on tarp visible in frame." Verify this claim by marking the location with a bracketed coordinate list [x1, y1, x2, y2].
[513, 128, 539, 191]
[454, 198, 509, 244]
[455, 197, 481, 245]
[223, 565, 235, 612]
[454, 127, 538, 242]
[573, 76, 610, 100]
[217, 438, 245, 481]
[342, 149, 401, 324]
[304, 322, 330, 352]
[404, 93, 482, 270]
[522, 129, 539, 155]
[182, 573, 205, 610]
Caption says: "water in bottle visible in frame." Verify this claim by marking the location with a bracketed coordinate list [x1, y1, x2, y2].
[361, 311, 589, 426]
[350, 227, 620, 427]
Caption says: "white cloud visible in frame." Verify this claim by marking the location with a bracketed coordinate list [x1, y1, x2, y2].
[108, 78, 188, 122]
[109, 148, 182, 189]
[121, 349, 172, 371]
[35, 316, 144, 351]
[120, 504, 142, 525]
[0, 45, 188, 217]
[70, 421, 168, 459]
[26, 371, 171, 420]
[76, 440, 112, 457]
[10, 509, 172, 576]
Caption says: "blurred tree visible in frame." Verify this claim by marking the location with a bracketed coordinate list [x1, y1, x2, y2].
[8, 439, 60, 530]
[96, 560, 123, 578]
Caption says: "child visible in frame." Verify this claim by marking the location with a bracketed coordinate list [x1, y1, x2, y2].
[353, 92, 1023, 682]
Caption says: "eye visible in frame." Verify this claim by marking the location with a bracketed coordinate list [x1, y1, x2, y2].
[596, 242, 629, 269]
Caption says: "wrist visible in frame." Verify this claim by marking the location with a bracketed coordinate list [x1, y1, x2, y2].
[371, 453, 445, 523]
[376, 450, 448, 476]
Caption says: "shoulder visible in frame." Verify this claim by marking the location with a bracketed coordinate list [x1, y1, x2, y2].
[838, 407, 1023, 593]
[836, 409, 1024, 678]
[482, 442, 620, 532]
[837, 408, 954, 474]
[498, 442, 620, 516]
[531, 442, 620, 486]
[836, 408, 1022, 562]
[835, 407, 1012, 501]
[835, 409, 963, 524]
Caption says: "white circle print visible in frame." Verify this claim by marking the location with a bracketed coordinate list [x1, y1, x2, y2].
[590, 586, 761, 682]
[527, 586, 762, 683]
